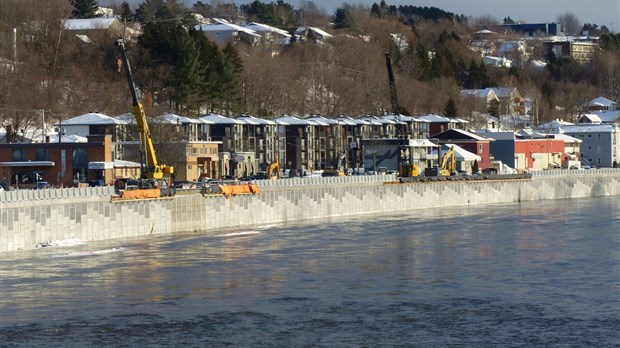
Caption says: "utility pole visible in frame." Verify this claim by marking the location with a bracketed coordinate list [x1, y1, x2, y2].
[12, 28, 17, 72]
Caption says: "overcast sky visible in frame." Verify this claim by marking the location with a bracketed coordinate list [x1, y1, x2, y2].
[226, 0, 620, 32]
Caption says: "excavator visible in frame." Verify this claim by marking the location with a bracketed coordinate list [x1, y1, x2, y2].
[322, 151, 346, 177]
[399, 163, 419, 177]
[440, 146, 457, 176]
[115, 39, 175, 198]
[267, 158, 281, 179]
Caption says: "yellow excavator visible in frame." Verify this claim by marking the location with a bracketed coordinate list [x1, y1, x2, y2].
[440, 146, 457, 176]
[267, 158, 281, 179]
[115, 39, 174, 198]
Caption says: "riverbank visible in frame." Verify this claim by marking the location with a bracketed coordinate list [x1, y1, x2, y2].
[1, 172, 619, 252]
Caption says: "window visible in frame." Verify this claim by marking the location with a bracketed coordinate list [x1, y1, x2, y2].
[12, 149, 25, 161]
[35, 148, 48, 161]
[72, 148, 88, 166]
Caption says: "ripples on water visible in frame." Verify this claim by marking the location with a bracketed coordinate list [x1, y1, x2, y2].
[1, 197, 619, 347]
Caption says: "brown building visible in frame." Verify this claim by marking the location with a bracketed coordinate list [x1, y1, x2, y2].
[0, 135, 112, 188]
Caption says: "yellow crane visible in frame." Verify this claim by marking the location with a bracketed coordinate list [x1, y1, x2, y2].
[116, 39, 173, 181]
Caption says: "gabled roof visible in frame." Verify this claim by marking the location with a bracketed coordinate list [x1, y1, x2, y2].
[558, 124, 620, 134]
[536, 118, 574, 131]
[196, 19, 261, 37]
[360, 115, 394, 125]
[335, 115, 370, 125]
[578, 113, 603, 124]
[552, 133, 582, 143]
[474, 130, 516, 140]
[304, 115, 339, 125]
[295, 26, 332, 38]
[59, 112, 126, 125]
[460, 88, 498, 100]
[246, 22, 291, 37]
[586, 96, 617, 108]
[417, 114, 468, 124]
[199, 113, 242, 124]
[434, 128, 492, 141]
[381, 114, 413, 123]
[157, 112, 203, 124]
[274, 115, 312, 126]
[487, 87, 518, 98]
[591, 110, 620, 123]
[64, 18, 120, 30]
[235, 114, 274, 125]
[435, 144, 481, 161]
[407, 139, 438, 147]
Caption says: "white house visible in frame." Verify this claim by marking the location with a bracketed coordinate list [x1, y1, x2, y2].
[195, 19, 262, 45]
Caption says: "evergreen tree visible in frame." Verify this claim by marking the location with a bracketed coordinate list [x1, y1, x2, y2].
[120, 2, 133, 22]
[472, 159, 479, 173]
[443, 96, 458, 118]
[332, 8, 350, 29]
[72, 0, 101, 19]
[219, 43, 245, 114]
[370, 3, 382, 18]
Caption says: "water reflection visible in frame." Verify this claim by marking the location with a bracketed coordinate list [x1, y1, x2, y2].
[1, 197, 619, 346]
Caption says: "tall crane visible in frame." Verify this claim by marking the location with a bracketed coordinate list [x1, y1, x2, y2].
[115, 39, 173, 181]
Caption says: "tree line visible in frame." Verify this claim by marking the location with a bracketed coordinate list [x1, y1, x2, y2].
[1, 0, 619, 140]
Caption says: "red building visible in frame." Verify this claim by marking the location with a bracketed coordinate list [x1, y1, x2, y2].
[432, 128, 494, 169]
[514, 138, 565, 171]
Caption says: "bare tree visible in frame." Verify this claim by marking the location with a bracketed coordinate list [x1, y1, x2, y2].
[556, 12, 581, 35]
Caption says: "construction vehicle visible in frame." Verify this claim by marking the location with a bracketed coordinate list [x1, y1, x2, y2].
[267, 158, 281, 179]
[440, 146, 457, 176]
[115, 39, 174, 198]
[399, 163, 419, 177]
[322, 151, 347, 177]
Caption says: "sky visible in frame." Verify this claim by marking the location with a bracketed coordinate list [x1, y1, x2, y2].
[227, 0, 620, 33]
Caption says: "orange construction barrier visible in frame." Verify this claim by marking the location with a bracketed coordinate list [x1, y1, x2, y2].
[120, 188, 161, 199]
[219, 184, 260, 197]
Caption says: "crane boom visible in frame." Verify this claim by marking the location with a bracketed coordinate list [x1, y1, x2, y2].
[115, 39, 173, 180]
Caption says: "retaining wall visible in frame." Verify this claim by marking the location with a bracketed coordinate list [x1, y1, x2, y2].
[1, 173, 619, 252]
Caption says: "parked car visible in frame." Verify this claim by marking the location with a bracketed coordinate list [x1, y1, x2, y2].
[88, 179, 106, 187]
[0, 182, 11, 191]
[35, 181, 50, 189]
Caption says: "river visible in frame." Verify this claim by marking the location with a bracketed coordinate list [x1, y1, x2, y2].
[1, 196, 619, 347]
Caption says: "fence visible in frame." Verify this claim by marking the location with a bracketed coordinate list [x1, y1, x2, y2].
[530, 168, 620, 176]
[3, 169, 618, 202]
[253, 174, 399, 189]
[0, 186, 116, 203]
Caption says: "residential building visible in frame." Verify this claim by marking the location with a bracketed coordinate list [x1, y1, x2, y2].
[460, 89, 500, 116]
[557, 124, 620, 167]
[244, 22, 291, 48]
[195, 19, 261, 46]
[0, 135, 113, 188]
[514, 137, 565, 171]
[64, 18, 125, 40]
[418, 114, 469, 138]
[545, 39, 599, 63]
[432, 128, 493, 169]
[274, 115, 315, 173]
[235, 114, 277, 172]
